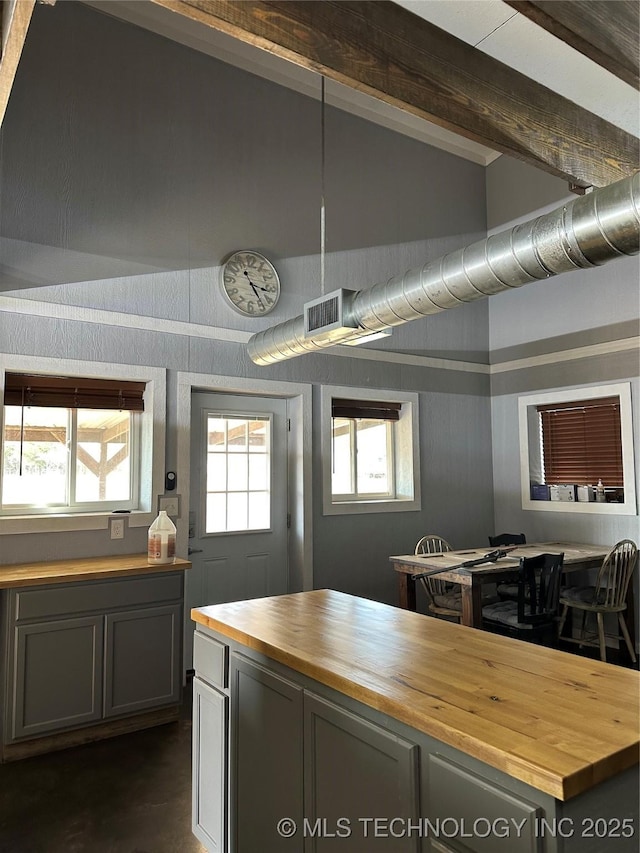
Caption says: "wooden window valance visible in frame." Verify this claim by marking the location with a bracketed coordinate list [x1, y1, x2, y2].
[331, 399, 401, 421]
[3, 374, 145, 412]
[538, 396, 622, 486]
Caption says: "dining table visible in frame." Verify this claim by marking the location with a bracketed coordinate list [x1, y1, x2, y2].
[390, 541, 612, 631]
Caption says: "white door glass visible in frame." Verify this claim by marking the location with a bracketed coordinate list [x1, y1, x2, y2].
[205, 414, 271, 534]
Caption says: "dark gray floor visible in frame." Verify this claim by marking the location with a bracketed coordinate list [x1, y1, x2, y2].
[0, 682, 205, 853]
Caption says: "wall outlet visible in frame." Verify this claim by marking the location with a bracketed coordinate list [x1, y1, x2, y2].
[159, 495, 180, 517]
[110, 518, 125, 539]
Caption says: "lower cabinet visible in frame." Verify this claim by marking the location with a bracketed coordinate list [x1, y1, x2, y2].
[13, 615, 104, 739]
[304, 692, 420, 853]
[105, 604, 181, 717]
[193, 627, 638, 853]
[3, 571, 183, 750]
[192, 676, 228, 853]
[232, 655, 303, 852]
[228, 653, 419, 853]
[426, 755, 540, 853]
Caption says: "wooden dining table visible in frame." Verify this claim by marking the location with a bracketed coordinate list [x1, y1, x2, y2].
[390, 542, 611, 630]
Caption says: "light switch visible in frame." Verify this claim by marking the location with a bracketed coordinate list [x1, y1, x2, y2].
[159, 496, 180, 517]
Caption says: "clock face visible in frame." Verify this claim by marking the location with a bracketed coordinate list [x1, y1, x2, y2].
[220, 250, 281, 316]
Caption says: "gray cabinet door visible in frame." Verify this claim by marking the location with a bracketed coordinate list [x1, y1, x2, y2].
[192, 676, 228, 853]
[13, 615, 104, 739]
[427, 755, 541, 853]
[231, 654, 303, 853]
[104, 604, 182, 717]
[304, 693, 420, 852]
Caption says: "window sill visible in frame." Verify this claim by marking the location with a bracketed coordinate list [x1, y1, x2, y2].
[323, 497, 420, 516]
[0, 510, 155, 536]
[522, 499, 637, 516]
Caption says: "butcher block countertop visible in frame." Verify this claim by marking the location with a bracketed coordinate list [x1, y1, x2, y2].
[192, 589, 639, 802]
[0, 553, 191, 588]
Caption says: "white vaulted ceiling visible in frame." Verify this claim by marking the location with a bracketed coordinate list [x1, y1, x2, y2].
[394, 0, 638, 138]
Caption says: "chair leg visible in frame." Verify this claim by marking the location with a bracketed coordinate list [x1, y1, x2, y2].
[557, 604, 569, 638]
[596, 612, 607, 662]
[618, 613, 637, 664]
[578, 610, 588, 648]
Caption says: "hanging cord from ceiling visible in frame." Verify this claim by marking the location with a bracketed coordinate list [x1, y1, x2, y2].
[320, 76, 326, 297]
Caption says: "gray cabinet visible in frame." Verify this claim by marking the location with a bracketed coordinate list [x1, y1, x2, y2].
[105, 604, 181, 717]
[13, 615, 103, 739]
[304, 692, 420, 853]
[193, 639, 419, 853]
[427, 755, 541, 853]
[3, 571, 184, 750]
[192, 676, 228, 853]
[192, 630, 229, 852]
[231, 654, 303, 852]
[192, 624, 638, 853]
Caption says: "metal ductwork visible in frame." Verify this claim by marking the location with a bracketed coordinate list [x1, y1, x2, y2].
[247, 173, 640, 365]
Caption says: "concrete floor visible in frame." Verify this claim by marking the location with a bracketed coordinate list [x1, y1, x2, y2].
[0, 683, 205, 853]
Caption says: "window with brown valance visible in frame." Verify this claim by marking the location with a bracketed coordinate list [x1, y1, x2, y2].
[331, 398, 401, 421]
[4, 373, 145, 411]
[538, 396, 623, 486]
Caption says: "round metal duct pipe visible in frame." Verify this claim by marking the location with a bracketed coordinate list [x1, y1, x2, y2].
[247, 172, 640, 365]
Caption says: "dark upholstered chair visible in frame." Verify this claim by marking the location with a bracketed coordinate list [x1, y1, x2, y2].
[482, 553, 564, 646]
[414, 535, 461, 621]
[489, 533, 526, 547]
[489, 534, 527, 599]
[557, 539, 637, 664]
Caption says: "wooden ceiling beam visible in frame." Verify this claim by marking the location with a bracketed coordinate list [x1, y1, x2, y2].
[150, 0, 638, 187]
[505, 1, 640, 90]
[0, 0, 36, 130]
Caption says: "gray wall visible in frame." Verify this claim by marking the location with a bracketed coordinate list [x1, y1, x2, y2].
[486, 156, 640, 632]
[1, 3, 637, 621]
[0, 1, 493, 609]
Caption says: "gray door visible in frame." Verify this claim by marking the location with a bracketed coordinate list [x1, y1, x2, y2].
[186, 393, 289, 660]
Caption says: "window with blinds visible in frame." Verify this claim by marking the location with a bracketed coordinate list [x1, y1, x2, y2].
[330, 398, 402, 501]
[2, 373, 144, 513]
[538, 396, 623, 486]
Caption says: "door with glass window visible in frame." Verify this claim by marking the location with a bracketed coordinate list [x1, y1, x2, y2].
[187, 393, 289, 658]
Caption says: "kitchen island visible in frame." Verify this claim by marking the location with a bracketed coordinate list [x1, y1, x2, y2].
[0, 553, 190, 761]
[192, 589, 639, 853]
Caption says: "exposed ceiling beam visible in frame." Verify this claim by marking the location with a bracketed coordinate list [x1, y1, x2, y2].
[505, 1, 640, 90]
[150, 0, 639, 187]
[0, 0, 36, 130]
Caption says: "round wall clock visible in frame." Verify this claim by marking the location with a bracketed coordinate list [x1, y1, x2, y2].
[220, 250, 281, 316]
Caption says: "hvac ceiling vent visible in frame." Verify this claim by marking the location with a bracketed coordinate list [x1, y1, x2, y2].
[303, 289, 358, 342]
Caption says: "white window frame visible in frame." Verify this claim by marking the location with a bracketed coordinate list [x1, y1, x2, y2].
[518, 382, 637, 516]
[321, 385, 421, 516]
[0, 354, 166, 534]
